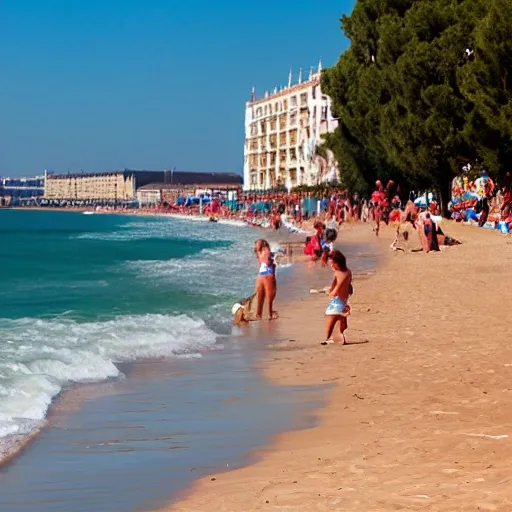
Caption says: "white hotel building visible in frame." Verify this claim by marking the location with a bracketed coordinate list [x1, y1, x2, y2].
[243, 62, 339, 191]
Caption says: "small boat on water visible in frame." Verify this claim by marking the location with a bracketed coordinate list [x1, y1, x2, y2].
[83, 211, 95, 215]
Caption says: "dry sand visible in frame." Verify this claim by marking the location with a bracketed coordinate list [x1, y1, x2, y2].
[158, 222, 512, 512]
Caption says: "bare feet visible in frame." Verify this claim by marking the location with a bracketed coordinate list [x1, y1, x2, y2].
[323, 334, 347, 345]
[269, 311, 279, 320]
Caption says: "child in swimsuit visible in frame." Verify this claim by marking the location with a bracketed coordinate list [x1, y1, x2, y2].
[322, 250, 352, 345]
[254, 239, 278, 320]
[320, 228, 338, 266]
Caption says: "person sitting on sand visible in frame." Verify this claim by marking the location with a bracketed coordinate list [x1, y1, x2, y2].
[322, 250, 352, 345]
[254, 239, 278, 320]
[232, 293, 258, 325]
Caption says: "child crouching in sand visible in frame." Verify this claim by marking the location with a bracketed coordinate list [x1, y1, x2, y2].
[322, 250, 352, 345]
[254, 239, 278, 320]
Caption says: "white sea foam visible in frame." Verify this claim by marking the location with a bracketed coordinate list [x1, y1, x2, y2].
[0, 313, 218, 460]
[166, 214, 248, 228]
[217, 219, 248, 228]
[166, 214, 210, 223]
[1, 213, 292, 463]
[74, 216, 247, 242]
[124, 244, 256, 298]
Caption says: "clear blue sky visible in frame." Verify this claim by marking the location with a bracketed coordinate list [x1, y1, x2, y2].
[1, 0, 354, 177]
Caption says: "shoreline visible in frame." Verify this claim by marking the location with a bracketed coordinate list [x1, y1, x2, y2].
[0, 211, 337, 512]
[159, 222, 512, 512]
[0, 209, 299, 471]
[0, 334, 324, 512]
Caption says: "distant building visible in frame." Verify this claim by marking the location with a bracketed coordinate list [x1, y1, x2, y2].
[44, 170, 138, 201]
[136, 172, 243, 206]
[0, 175, 45, 206]
[243, 61, 339, 191]
[43, 169, 242, 204]
[1, 175, 45, 197]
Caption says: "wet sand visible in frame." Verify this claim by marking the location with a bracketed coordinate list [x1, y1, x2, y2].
[162, 223, 512, 512]
[0, 342, 323, 512]
[0, 224, 378, 512]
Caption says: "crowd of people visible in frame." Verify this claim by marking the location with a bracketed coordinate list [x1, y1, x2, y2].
[230, 178, 494, 348]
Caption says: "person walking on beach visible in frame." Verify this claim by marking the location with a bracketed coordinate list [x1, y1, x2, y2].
[322, 250, 352, 345]
[371, 180, 386, 236]
[254, 239, 278, 320]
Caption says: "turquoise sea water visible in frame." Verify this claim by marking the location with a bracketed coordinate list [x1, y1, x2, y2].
[0, 210, 260, 457]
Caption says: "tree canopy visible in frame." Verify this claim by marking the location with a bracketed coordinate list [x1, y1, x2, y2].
[322, 0, 512, 212]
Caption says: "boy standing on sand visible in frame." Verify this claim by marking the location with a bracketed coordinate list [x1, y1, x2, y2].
[322, 250, 352, 345]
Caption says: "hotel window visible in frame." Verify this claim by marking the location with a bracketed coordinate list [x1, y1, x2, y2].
[256, 107, 263, 118]
[312, 86, 317, 100]
[283, 99, 288, 110]
[290, 96, 297, 107]
[300, 93, 308, 106]
[290, 112, 297, 126]
[264, 105, 268, 116]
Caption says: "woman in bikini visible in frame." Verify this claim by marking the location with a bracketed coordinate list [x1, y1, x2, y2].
[254, 239, 278, 320]
[322, 250, 352, 345]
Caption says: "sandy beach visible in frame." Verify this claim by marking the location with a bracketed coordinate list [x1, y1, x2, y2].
[160, 222, 512, 512]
